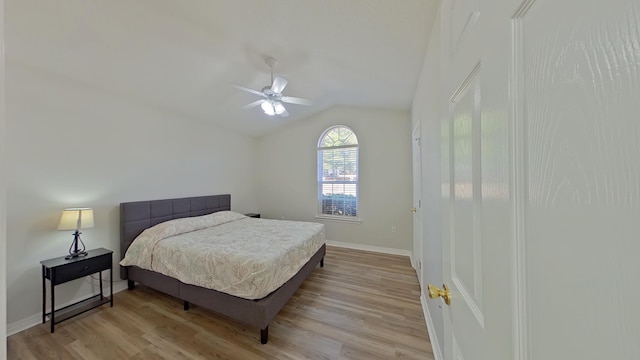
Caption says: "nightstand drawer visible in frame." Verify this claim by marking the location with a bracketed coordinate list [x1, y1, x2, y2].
[53, 254, 111, 284]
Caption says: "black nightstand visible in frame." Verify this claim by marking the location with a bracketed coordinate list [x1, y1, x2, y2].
[41, 248, 113, 333]
[245, 213, 261, 218]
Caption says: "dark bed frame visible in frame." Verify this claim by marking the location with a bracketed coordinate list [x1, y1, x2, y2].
[120, 194, 326, 344]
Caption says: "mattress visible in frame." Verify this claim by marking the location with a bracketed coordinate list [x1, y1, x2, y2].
[120, 211, 325, 299]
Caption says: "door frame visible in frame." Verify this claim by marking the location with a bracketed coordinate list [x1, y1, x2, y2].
[510, 1, 536, 358]
[412, 122, 423, 286]
[0, 0, 7, 357]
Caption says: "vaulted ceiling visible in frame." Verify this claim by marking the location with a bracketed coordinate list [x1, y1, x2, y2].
[8, 0, 439, 137]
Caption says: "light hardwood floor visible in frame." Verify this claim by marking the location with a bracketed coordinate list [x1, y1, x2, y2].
[8, 246, 434, 359]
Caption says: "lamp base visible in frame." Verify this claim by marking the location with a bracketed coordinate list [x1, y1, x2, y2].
[65, 251, 88, 260]
[66, 230, 88, 260]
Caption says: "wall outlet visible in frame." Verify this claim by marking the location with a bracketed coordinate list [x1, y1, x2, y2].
[391, 226, 396, 233]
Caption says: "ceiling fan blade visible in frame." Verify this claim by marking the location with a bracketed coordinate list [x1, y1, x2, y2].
[271, 76, 288, 94]
[230, 83, 265, 97]
[280, 107, 290, 117]
[242, 99, 264, 109]
[281, 96, 313, 106]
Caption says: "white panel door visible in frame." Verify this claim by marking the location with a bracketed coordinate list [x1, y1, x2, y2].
[438, 0, 515, 359]
[516, 0, 640, 358]
[437, 0, 640, 359]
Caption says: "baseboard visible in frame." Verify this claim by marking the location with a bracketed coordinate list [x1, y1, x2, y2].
[326, 240, 412, 258]
[7, 280, 129, 336]
[421, 294, 444, 360]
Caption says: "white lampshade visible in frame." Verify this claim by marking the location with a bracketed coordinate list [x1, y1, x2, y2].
[57, 208, 94, 230]
[273, 101, 286, 115]
[261, 101, 276, 116]
[261, 101, 286, 116]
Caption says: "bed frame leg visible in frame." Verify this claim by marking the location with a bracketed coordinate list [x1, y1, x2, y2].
[183, 301, 190, 311]
[127, 280, 135, 290]
[320, 258, 324, 268]
[260, 326, 268, 344]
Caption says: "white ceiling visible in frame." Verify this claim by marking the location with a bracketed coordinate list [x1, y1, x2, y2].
[8, 0, 439, 137]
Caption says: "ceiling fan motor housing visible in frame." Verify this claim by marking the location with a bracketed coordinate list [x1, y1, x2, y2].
[261, 87, 276, 96]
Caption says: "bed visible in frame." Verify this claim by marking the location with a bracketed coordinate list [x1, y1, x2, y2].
[119, 194, 326, 344]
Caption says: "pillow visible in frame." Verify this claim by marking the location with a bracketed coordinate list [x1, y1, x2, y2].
[204, 210, 247, 227]
[145, 211, 246, 240]
[120, 211, 247, 268]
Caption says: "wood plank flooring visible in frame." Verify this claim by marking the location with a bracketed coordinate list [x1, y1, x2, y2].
[8, 246, 435, 359]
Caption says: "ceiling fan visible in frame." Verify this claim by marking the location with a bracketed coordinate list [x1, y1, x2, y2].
[231, 57, 312, 117]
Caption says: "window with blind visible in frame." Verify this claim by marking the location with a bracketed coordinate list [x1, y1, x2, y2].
[317, 125, 359, 219]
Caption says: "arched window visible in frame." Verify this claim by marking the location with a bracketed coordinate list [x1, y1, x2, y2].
[317, 126, 359, 219]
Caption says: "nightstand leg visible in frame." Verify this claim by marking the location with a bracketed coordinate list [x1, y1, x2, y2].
[41, 265, 45, 324]
[99, 271, 103, 300]
[50, 272, 55, 333]
[110, 265, 113, 307]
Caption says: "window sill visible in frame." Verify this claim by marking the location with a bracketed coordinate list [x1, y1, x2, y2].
[315, 215, 361, 223]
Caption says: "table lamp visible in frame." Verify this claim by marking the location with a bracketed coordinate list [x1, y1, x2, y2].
[57, 208, 94, 259]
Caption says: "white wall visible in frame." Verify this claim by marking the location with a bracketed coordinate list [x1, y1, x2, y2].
[256, 106, 413, 251]
[411, 11, 444, 356]
[4, 60, 257, 328]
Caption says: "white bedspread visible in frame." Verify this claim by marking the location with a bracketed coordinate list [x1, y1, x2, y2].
[120, 211, 325, 299]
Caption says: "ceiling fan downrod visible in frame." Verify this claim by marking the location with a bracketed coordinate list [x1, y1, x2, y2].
[265, 56, 277, 87]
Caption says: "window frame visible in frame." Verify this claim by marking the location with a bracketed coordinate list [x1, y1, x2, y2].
[316, 125, 360, 223]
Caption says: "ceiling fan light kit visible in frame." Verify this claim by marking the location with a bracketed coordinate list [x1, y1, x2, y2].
[261, 100, 286, 116]
[232, 57, 312, 117]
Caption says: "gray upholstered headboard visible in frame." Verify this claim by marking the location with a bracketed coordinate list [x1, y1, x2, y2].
[119, 194, 231, 279]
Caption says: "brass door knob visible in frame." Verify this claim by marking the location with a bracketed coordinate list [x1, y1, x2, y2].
[428, 284, 451, 305]
[411, 207, 417, 213]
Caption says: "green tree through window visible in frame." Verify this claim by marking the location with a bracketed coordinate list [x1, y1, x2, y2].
[317, 126, 358, 218]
